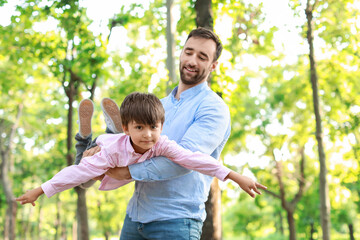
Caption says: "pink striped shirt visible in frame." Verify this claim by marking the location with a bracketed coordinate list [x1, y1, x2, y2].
[41, 134, 230, 198]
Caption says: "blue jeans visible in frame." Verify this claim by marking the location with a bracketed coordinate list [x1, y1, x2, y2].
[120, 214, 203, 240]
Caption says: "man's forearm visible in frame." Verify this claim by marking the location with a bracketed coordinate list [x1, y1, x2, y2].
[105, 166, 132, 180]
[128, 156, 191, 182]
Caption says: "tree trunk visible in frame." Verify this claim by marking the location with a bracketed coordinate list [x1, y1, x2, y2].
[277, 211, 284, 235]
[348, 223, 355, 240]
[54, 196, 61, 240]
[194, 1, 222, 239]
[64, 69, 89, 240]
[75, 186, 89, 240]
[309, 222, 315, 240]
[0, 104, 22, 240]
[201, 179, 222, 240]
[195, 0, 214, 30]
[166, 0, 176, 94]
[305, 2, 331, 239]
[286, 210, 296, 240]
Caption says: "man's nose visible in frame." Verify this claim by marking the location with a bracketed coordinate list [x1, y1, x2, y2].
[187, 55, 197, 67]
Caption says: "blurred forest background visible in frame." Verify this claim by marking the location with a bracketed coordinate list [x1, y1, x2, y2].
[0, 0, 359, 239]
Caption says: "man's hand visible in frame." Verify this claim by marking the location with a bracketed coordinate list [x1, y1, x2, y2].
[105, 167, 132, 180]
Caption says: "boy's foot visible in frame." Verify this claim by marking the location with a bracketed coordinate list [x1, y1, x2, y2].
[78, 99, 94, 138]
[101, 98, 123, 133]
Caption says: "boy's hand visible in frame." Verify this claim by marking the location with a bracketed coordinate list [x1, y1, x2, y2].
[82, 146, 101, 158]
[81, 146, 102, 181]
[15, 187, 44, 206]
[227, 171, 267, 198]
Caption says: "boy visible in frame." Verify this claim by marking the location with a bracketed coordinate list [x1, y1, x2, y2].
[16, 92, 266, 206]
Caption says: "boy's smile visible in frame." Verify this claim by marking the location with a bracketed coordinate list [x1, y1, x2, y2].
[123, 121, 163, 154]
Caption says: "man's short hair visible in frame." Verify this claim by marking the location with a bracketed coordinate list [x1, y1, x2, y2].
[186, 27, 223, 62]
[120, 92, 165, 127]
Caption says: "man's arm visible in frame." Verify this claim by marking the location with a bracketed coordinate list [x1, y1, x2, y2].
[105, 156, 192, 181]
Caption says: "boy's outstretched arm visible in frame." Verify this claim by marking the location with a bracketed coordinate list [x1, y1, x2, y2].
[226, 171, 267, 198]
[15, 187, 44, 206]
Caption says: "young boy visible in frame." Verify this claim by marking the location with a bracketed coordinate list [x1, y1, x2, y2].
[16, 92, 266, 206]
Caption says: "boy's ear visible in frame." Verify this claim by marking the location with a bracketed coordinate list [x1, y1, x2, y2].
[122, 125, 129, 135]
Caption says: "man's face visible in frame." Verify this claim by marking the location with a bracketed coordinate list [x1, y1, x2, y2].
[179, 37, 218, 86]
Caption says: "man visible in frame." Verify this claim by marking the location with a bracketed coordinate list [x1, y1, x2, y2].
[85, 27, 231, 239]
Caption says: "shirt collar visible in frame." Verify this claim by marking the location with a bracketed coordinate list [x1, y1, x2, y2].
[171, 81, 209, 101]
[125, 135, 156, 156]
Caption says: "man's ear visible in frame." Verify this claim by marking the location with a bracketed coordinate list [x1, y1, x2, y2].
[122, 125, 129, 135]
[210, 61, 218, 72]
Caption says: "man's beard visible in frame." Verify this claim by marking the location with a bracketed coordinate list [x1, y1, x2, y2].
[179, 65, 208, 86]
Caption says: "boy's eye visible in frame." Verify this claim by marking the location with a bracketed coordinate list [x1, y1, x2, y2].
[151, 125, 157, 129]
[135, 126, 142, 130]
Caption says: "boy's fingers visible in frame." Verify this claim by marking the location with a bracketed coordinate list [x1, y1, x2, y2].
[245, 188, 255, 198]
[253, 187, 261, 195]
[15, 196, 24, 201]
[83, 146, 101, 158]
[256, 182, 267, 190]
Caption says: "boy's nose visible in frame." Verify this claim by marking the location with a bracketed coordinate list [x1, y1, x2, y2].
[143, 130, 151, 137]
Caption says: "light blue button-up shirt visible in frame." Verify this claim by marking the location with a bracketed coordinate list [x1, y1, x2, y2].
[127, 81, 231, 223]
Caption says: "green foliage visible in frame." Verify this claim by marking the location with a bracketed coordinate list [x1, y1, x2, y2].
[1, 0, 359, 239]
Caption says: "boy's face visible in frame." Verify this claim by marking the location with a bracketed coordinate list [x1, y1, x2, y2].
[123, 121, 163, 154]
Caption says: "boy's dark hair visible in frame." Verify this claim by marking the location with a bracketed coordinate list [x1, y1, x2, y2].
[120, 92, 165, 127]
[186, 27, 223, 62]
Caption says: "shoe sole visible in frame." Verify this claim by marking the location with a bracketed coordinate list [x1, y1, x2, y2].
[78, 99, 94, 138]
[101, 98, 123, 133]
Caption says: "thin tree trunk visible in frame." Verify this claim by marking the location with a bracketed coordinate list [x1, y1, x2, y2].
[0, 103, 23, 240]
[75, 186, 89, 240]
[310, 222, 315, 240]
[277, 211, 284, 235]
[348, 223, 355, 240]
[166, 0, 176, 94]
[201, 179, 222, 240]
[64, 67, 89, 240]
[54, 196, 61, 240]
[264, 147, 307, 240]
[305, 1, 331, 239]
[286, 211, 296, 240]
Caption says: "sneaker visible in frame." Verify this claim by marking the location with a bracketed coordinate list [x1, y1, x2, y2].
[101, 98, 123, 133]
[78, 99, 94, 138]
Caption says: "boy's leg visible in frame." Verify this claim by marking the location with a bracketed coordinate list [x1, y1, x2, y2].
[101, 98, 123, 134]
[74, 99, 94, 165]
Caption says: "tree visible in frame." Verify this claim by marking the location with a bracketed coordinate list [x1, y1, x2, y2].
[193, 0, 223, 239]
[166, 0, 177, 94]
[305, 0, 331, 239]
[265, 146, 308, 240]
[0, 104, 22, 240]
